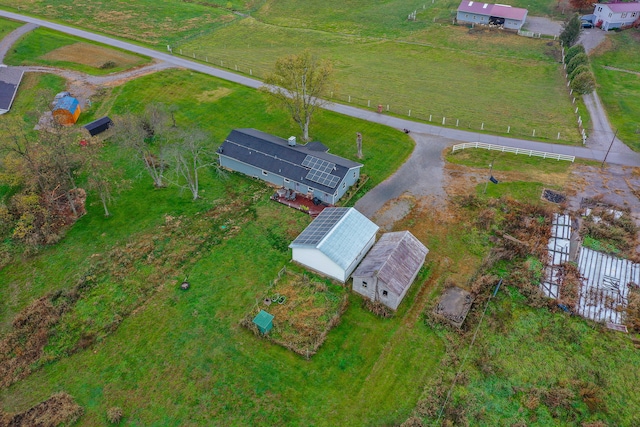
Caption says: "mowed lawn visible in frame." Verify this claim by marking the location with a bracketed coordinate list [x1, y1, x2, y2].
[0, 70, 442, 426]
[591, 30, 640, 151]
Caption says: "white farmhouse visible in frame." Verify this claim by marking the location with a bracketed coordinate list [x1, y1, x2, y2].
[593, 2, 640, 30]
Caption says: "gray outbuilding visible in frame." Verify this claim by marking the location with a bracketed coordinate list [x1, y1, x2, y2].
[352, 231, 429, 310]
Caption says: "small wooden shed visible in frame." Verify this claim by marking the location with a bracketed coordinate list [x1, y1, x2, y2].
[83, 116, 113, 136]
[253, 310, 274, 334]
[53, 95, 81, 126]
[352, 231, 428, 310]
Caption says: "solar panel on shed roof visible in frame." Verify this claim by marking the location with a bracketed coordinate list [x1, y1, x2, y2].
[305, 169, 341, 188]
[291, 207, 350, 246]
[302, 155, 335, 173]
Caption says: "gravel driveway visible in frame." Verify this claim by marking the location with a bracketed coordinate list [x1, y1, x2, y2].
[522, 17, 563, 36]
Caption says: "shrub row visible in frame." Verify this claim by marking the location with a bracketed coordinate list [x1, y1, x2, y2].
[564, 45, 595, 94]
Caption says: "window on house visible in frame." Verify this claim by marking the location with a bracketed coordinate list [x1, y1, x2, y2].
[362, 281, 368, 288]
[262, 170, 268, 176]
[609, 12, 612, 17]
[284, 178, 290, 183]
[621, 12, 627, 18]
[353, 171, 356, 178]
[598, 6, 602, 12]
[342, 182, 346, 189]
[465, 14, 468, 18]
[382, 290, 388, 297]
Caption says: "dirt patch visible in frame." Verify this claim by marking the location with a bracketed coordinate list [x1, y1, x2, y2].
[40, 42, 142, 69]
[195, 87, 233, 103]
[0, 392, 83, 427]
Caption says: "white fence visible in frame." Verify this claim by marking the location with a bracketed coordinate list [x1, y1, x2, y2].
[451, 142, 575, 162]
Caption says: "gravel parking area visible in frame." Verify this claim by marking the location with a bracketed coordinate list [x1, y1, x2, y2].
[522, 17, 563, 36]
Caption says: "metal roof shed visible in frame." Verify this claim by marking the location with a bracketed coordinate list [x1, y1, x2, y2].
[0, 67, 24, 115]
[352, 231, 429, 310]
[289, 207, 379, 283]
[253, 310, 274, 334]
[84, 116, 113, 136]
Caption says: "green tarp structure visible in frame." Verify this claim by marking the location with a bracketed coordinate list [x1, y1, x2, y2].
[253, 310, 274, 334]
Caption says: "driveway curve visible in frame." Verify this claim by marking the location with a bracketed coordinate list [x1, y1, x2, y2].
[355, 133, 450, 220]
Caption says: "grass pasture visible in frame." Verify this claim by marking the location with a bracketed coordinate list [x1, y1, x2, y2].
[0, 0, 241, 46]
[591, 30, 640, 151]
[4, 0, 583, 142]
[4, 28, 150, 75]
[178, 17, 579, 142]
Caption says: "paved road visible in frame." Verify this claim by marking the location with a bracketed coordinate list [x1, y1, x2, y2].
[1, 9, 639, 168]
[577, 28, 631, 154]
[355, 133, 449, 219]
[0, 21, 37, 63]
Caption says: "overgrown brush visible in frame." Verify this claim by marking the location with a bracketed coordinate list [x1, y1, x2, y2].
[0, 391, 83, 427]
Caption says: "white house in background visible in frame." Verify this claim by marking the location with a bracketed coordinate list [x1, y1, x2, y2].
[456, 1, 528, 30]
[289, 207, 379, 283]
[352, 231, 429, 310]
[593, 2, 640, 30]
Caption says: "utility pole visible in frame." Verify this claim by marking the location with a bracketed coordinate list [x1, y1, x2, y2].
[483, 161, 494, 195]
[601, 129, 618, 168]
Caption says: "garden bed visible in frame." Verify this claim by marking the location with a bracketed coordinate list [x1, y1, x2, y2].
[241, 268, 348, 359]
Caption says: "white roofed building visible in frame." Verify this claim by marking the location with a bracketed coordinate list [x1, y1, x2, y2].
[289, 207, 379, 283]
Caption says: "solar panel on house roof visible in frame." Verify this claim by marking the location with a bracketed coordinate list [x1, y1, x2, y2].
[291, 208, 349, 246]
[302, 155, 335, 173]
[305, 169, 341, 188]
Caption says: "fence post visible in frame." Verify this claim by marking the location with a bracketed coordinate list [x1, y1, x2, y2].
[409, 109, 411, 116]
[575, 107, 579, 114]
[532, 129, 536, 137]
[507, 126, 510, 133]
[250, 69, 252, 75]
[180, 49, 182, 55]
[387, 104, 389, 111]
[442, 117, 445, 125]
[456, 119, 459, 127]
[348, 95, 351, 102]
[557, 132, 561, 140]
[429, 115, 432, 121]
[193, 53, 195, 58]
[368, 100, 371, 107]
[481, 122, 484, 130]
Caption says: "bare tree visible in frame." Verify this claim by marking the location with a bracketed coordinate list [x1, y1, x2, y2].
[112, 104, 171, 188]
[356, 132, 363, 159]
[263, 50, 334, 142]
[84, 142, 129, 217]
[165, 129, 215, 200]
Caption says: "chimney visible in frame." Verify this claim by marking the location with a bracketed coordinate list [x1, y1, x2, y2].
[288, 136, 296, 146]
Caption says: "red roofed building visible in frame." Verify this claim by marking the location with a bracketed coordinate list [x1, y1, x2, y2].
[456, 1, 528, 30]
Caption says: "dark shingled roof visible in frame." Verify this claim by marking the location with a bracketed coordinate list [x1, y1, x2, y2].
[0, 67, 24, 112]
[84, 116, 113, 136]
[218, 129, 362, 193]
[353, 231, 429, 295]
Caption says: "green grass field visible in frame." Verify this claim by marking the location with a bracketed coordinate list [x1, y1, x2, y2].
[2, 1, 583, 142]
[0, 70, 435, 426]
[4, 27, 151, 75]
[591, 30, 640, 151]
[417, 287, 640, 426]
